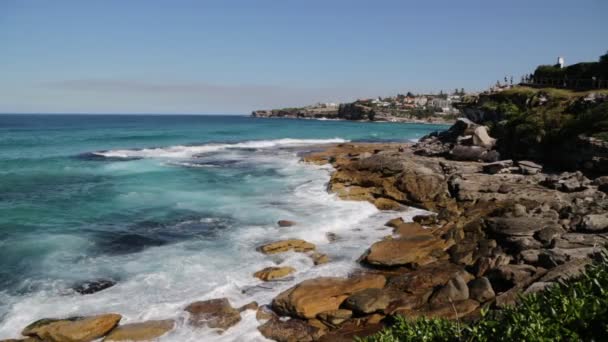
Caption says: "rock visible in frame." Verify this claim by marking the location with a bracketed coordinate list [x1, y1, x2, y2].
[254, 266, 296, 281]
[429, 275, 469, 305]
[485, 217, 546, 237]
[517, 160, 542, 175]
[317, 309, 353, 326]
[467, 277, 495, 302]
[579, 214, 608, 232]
[326, 232, 339, 243]
[22, 314, 122, 342]
[396, 299, 479, 320]
[0, 338, 41, 342]
[392, 222, 429, 238]
[534, 225, 565, 245]
[278, 220, 296, 227]
[386, 263, 472, 295]
[486, 264, 540, 292]
[238, 301, 259, 312]
[412, 214, 437, 226]
[256, 305, 278, 322]
[184, 298, 241, 331]
[102, 320, 174, 341]
[394, 163, 450, 210]
[361, 237, 452, 267]
[258, 319, 323, 342]
[472, 126, 496, 148]
[73, 279, 116, 295]
[373, 197, 403, 210]
[342, 288, 390, 315]
[257, 239, 316, 254]
[311, 253, 330, 265]
[594, 176, 608, 193]
[272, 274, 386, 319]
[482, 160, 513, 174]
[450, 145, 488, 161]
[511, 204, 527, 217]
[541, 172, 589, 193]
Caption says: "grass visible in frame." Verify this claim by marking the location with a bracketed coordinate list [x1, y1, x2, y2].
[359, 255, 608, 342]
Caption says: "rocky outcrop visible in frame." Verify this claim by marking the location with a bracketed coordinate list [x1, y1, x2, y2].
[271, 275, 386, 319]
[258, 318, 323, 342]
[254, 266, 296, 281]
[22, 314, 122, 342]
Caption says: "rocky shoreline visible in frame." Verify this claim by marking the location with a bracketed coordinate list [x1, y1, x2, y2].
[3, 119, 608, 342]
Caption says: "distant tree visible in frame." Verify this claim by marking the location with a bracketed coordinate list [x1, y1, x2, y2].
[460, 88, 465, 95]
[600, 51, 608, 64]
[406, 91, 415, 97]
[510, 76, 514, 85]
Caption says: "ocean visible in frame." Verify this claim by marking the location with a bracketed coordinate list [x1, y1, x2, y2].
[0, 114, 446, 340]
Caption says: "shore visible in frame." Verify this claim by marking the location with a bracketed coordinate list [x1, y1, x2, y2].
[4, 119, 608, 341]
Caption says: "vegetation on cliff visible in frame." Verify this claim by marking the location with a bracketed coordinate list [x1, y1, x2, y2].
[361, 254, 608, 342]
[533, 51, 608, 83]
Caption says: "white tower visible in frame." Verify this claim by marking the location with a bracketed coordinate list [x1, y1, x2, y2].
[557, 56, 565, 68]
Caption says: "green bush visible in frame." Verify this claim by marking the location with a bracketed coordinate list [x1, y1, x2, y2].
[360, 255, 608, 342]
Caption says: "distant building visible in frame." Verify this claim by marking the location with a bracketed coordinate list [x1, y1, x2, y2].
[557, 56, 565, 69]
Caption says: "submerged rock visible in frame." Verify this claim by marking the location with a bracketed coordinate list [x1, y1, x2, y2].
[254, 266, 296, 281]
[22, 314, 122, 342]
[102, 319, 174, 341]
[184, 298, 241, 331]
[72, 279, 116, 295]
[257, 239, 316, 254]
[277, 220, 296, 227]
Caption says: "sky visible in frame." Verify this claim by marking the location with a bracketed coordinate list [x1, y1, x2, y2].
[1, 0, 607, 114]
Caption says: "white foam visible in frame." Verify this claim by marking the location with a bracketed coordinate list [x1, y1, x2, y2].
[0, 143, 429, 341]
[93, 138, 348, 159]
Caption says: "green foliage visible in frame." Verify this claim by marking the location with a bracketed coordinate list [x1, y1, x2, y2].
[360, 256, 608, 342]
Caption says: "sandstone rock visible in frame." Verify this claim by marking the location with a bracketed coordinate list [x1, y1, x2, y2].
[472, 126, 496, 148]
[486, 264, 540, 292]
[238, 301, 259, 312]
[73, 279, 116, 295]
[429, 275, 469, 305]
[278, 220, 297, 227]
[450, 145, 488, 161]
[392, 222, 429, 238]
[0, 338, 41, 342]
[467, 277, 495, 302]
[22, 314, 122, 342]
[257, 239, 316, 254]
[396, 299, 479, 320]
[102, 320, 174, 341]
[258, 318, 323, 342]
[362, 237, 452, 267]
[579, 214, 608, 232]
[256, 305, 278, 322]
[184, 298, 241, 331]
[485, 217, 546, 237]
[317, 309, 353, 326]
[517, 161, 542, 175]
[482, 160, 513, 174]
[254, 266, 296, 281]
[342, 288, 390, 315]
[373, 197, 403, 210]
[534, 225, 565, 245]
[272, 275, 386, 319]
[311, 253, 330, 265]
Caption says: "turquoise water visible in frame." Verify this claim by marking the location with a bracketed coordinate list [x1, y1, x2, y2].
[0, 114, 445, 340]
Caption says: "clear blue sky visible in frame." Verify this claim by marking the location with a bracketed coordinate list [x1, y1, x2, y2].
[1, 0, 606, 114]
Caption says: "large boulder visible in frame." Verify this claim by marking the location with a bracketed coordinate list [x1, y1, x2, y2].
[317, 309, 353, 326]
[102, 320, 174, 341]
[258, 319, 323, 342]
[257, 239, 316, 254]
[184, 298, 241, 331]
[467, 277, 495, 302]
[361, 237, 453, 267]
[579, 214, 608, 232]
[472, 126, 496, 148]
[428, 275, 469, 305]
[22, 314, 122, 342]
[271, 275, 386, 319]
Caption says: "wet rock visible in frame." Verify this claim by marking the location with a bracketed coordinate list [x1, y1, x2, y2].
[467, 277, 495, 302]
[429, 275, 469, 305]
[258, 318, 323, 342]
[317, 309, 353, 326]
[257, 239, 316, 254]
[238, 301, 259, 312]
[22, 314, 122, 342]
[392, 222, 428, 238]
[311, 253, 330, 265]
[254, 266, 296, 281]
[278, 220, 296, 227]
[184, 298, 241, 331]
[73, 279, 116, 295]
[326, 232, 339, 243]
[256, 305, 278, 322]
[102, 319, 174, 341]
[272, 274, 386, 319]
[342, 288, 390, 315]
[373, 197, 404, 210]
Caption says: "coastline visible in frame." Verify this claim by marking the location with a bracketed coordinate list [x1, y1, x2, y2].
[251, 115, 455, 125]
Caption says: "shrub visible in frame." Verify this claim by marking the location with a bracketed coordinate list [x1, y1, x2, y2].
[360, 255, 608, 342]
